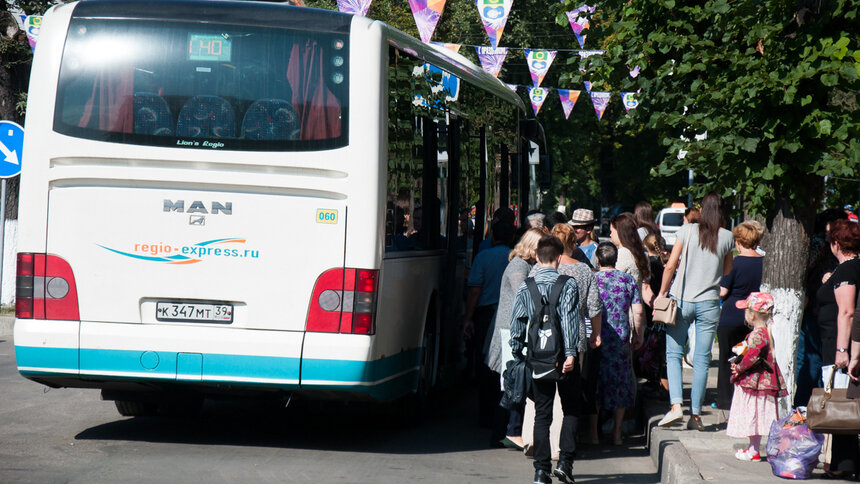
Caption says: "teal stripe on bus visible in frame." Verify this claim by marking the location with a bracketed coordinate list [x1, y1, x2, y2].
[15, 345, 420, 399]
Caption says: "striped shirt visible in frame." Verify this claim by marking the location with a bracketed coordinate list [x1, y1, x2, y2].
[510, 267, 582, 359]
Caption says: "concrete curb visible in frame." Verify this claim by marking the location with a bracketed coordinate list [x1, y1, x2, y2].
[647, 416, 704, 483]
[0, 315, 13, 337]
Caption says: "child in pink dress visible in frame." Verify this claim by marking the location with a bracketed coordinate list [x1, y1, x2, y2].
[726, 292, 787, 462]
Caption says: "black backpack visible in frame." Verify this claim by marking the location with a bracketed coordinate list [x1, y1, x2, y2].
[525, 275, 570, 381]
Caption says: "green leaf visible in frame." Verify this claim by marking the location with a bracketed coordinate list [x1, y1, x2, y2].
[800, 95, 813, 106]
[741, 138, 759, 153]
[821, 73, 839, 86]
[818, 119, 832, 136]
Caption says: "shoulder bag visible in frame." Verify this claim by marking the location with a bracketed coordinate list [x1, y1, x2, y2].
[807, 365, 860, 434]
[652, 226, 693, 326]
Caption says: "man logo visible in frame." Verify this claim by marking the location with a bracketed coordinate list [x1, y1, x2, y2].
[164, 200, 232, 215]
[189, 215, 205, 226]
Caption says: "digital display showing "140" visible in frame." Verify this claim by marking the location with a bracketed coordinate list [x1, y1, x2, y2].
[188, 33, 232, 62]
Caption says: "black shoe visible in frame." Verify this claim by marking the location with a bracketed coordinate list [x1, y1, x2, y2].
[553, 461, 574, 483]
[533, 469, 552, 484]
[686, 415, 704, 431]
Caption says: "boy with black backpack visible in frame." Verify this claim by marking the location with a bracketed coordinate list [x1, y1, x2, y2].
[510, 235, 582, 484]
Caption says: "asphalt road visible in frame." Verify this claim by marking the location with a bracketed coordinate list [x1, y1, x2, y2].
[0, 337, 658, 483]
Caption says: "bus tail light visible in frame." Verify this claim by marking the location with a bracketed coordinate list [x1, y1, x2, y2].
[16, 253, 80, 321]
[306, 268, 378, 335]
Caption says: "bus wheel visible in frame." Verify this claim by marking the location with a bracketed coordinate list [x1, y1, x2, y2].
[115, 400, 157, 417]
[416, 310, 438, 404]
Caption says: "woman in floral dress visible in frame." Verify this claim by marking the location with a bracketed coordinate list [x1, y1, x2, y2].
[594, 242, 645, 445]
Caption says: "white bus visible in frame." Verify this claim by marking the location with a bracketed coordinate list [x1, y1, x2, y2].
[14, 0, 536, 415]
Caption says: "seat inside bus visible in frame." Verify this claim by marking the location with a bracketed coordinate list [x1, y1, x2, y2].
[133, 92, 174, 136]
[175, 94, 237, 139]
[241, 98, 301, 140]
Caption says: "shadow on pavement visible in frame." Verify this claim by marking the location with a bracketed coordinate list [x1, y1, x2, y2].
[75, 382, 493, 455]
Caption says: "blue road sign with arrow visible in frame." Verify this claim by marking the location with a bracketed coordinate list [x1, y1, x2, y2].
[0, 120, 23, 178]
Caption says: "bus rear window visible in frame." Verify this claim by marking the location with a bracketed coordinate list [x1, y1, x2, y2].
[54, 19, 349, 151]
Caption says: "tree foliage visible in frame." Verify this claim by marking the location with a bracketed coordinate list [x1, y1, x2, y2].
[592, 0, 859, 215]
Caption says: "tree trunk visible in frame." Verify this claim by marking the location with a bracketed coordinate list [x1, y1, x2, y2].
[760, 196, 815, 415]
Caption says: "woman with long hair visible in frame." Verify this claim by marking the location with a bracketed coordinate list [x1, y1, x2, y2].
[656, 192, 735, 431]
[610, 213, 652, 302]
[634, 201, 660, 241]
[486, 228, 545, 449]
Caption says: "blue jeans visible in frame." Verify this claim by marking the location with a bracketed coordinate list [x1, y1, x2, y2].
[665, 299, 720, 415]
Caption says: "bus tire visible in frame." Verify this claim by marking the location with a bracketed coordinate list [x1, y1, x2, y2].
[412, 305, 439, 418]
[115, 400, 157, 417]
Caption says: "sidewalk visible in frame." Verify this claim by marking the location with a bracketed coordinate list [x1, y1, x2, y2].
[643, 348, 825, 483]
[0, 315, 12, 336]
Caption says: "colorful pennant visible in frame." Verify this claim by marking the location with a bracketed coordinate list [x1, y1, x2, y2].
[590, 91, 611, 120]
[621, 92, 639, 112]
[475, 46, 509, 77]
[506, 83, 519, 92]
[476, 0, 513, 48]
[563, 4, 595, 49]
[583, 81, 592, 92]
[524, 50, 557, 87]
[25, 15, 41, 52]
[336, 0, 372, 16]
[409, 0, 447, 43]
[557, 89, 581, 119]
[528, 87, 549, 116]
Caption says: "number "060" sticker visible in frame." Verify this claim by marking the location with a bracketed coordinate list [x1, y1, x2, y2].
[316, 209, 338, 224]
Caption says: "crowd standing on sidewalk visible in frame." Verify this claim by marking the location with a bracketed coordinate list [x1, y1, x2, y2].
[462, 196, 860, 483]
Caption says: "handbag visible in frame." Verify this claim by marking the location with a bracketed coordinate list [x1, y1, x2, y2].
[807, 366, 860, 434]
[652, 226, 693, 326]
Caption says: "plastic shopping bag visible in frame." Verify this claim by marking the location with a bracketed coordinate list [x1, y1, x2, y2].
[766, 408, 824, 479]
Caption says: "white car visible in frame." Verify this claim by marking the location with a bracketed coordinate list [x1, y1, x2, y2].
[657, 208, 686, 247]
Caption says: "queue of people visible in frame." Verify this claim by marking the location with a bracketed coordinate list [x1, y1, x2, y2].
[465, 197, 860, 483]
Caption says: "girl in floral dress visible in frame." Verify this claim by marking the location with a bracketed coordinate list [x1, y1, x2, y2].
[594, 242, 645, 445]
[727, 292, 787, 462]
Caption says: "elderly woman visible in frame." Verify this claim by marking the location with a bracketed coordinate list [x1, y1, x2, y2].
[716, 221, 764, 411]
[486, 228, 545, 449]
[593, 242, 644, 445]
[816, 219, 860, 479]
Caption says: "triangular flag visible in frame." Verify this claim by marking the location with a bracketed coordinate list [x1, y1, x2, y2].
[583, 81, 592, 92]
[578, 50, 603, 72]
[25, 15, 42, 52]
[409, 0, 446, 43]
[621, 92, 639, 113]
[528, 87, 549, 116]
[431, 42, 462, 54]
[337, 0, 372, 16]
[506, 83, 519, 92]
[628, 65, 641, 78]
[590, 91, 611, 120]
[524, 50, 557, 87]
[476, 0, 513, 48]
[563, 4, 595, 49]
[557, 89, 581, 119]
[475, 46, 508, 77]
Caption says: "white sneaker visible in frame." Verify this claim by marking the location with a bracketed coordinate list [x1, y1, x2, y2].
[657, 407, 683, 427]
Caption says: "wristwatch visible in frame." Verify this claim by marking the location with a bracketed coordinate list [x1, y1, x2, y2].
[837, 347, 849, 353]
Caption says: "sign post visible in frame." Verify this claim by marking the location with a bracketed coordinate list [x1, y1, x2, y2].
[0, 120, 24, 307]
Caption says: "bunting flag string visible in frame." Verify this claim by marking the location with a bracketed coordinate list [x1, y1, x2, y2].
[336, 0, 372, 16]
[557, 89, 581, 119]
[563, 3, 595, 49]
[524, 49, 557, 87]
[476, 0, 514, 48]
[432, 41, 601, 54]
[409, 0, 447, 43]
[25, 15, 41, 51]
[475, 46, 509, 77]
[528, 87, 549, 116]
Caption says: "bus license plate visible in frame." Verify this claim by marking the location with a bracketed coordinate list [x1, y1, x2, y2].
[156, 302, 233, 323]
